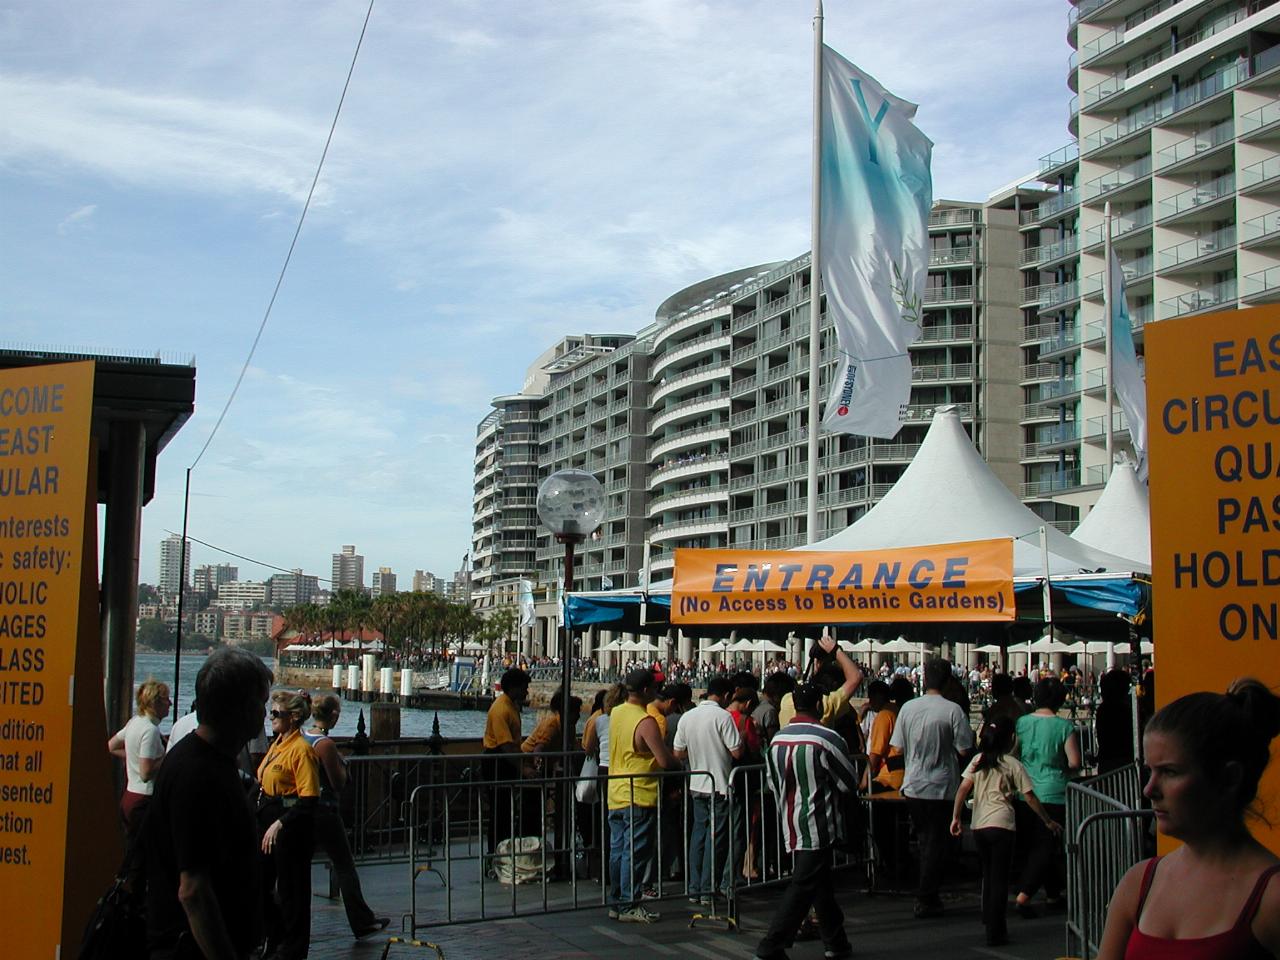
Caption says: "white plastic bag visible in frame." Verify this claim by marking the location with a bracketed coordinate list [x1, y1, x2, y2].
[575, 756, 599, 804]
[494, 835, 545, 884]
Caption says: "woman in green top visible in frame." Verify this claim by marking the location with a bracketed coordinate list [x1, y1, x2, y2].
[1014, 676, 1081, 915]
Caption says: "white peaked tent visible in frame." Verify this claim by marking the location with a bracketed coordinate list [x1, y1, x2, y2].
[1070, 461, 1151, 568]
[797, 407, 1151, 577]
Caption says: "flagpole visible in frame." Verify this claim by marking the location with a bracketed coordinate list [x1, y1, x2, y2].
[806, 0, 824, 545]
[1103, 200, 1114, 481]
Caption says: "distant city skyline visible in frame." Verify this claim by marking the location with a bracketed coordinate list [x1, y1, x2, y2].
[6, 2, 1071, 585]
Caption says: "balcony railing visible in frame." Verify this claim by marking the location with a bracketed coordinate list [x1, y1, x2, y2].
[1021, 471, 1082, 497]
[1037, 187, 1081, 219]
[911, 362, 973, 382]
[1082, 204, 1153, 246]
[1158, 173, 1235, 220]
[1155, 119, 1234, 169]
[1243, 266, 1280, 298]
[1039, 142, 1080, 175]
[1240, 99, 1280, 135]
[1081, 73, 1124, 109]
[1242, 210, 1280, 242]
[1159, 226, 1237, 269]
[921, 285, 975, 304]
[917, 324, 973, 343]
[928, 247, 975, 266]
[1241, 155, 1280, 190]
[1080, 155, 1152, 202]
[1158, 278, 1238, 319]
[1021, 234, 1080, 266]
[928, 207, 980, 227]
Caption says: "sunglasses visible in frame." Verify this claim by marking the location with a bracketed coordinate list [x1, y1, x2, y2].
[270, 710, 290, 720]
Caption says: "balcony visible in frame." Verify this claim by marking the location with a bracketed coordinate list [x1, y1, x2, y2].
[1155, 119, 1235, 170]
[928, 208, 979, 227]
[730, 375, 757, 397]
[1039, 326, 1082, 357]
[928, 247, 975, 267]
[1042, 375, 1083, 402]
[1082, 205, 1153, 247]
[647, 482, 729, 514]
[1242, 210, 1280, 244]
[1022, 362, 1059, 381]
[1081, 73, 1124, 110]
[1239, 99, 1280, 137]
[1241, 155, 1280, 191]
[921, 285, 975, 304]
[1039, 142, 1079, 176]
[1158, 226, 1237, 270]
[1085, 411, 1130, 441]
[1158, 278, 1238, 319]
[1021, 471, 1082, 498]
[1243, 266, 1280, 300]
[916, 324, 973, 343]
[1158, 174, 1236, 221]
[911, 362, 973, 383]
[1021, 235, 1080, 267]
[1080, 155, 1152, 203]
[648, 455, 729, 486]
[1037, 187, 1080, 220]
[650, 331, 730, 379]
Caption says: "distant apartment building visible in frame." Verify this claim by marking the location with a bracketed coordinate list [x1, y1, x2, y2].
[331, 545, 365, 592]
[268, 570, 320, 608]
[158, 534, 192, 597]
[193, 563, 238, 597]
[1018, 0, 1280, 519]
[371, 567, 397, 597]
[221, 611, 275, 644]
[193, 609, 222, 639]
[212, 580, 268, 610]
[412, 570, 447, 594]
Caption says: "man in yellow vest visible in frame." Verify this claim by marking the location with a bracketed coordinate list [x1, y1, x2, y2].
[607, 668, 679, 923]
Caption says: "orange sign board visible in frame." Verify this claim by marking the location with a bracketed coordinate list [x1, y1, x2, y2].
[0, 362, 97, 953]
[1146, 305, 1280, 853]
[672, 539, 1015, 625]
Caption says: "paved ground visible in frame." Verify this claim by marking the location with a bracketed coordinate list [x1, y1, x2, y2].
[305, 861, 1075, 960]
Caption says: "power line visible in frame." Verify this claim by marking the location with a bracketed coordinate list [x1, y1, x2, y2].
[189, 0, 376, 470]
[164, 529, 334, 584]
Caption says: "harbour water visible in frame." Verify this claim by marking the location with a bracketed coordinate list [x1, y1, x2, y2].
[132, 652, 490, 740]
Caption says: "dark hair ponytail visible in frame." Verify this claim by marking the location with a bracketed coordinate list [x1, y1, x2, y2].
[974, 715, 1015, 773]
[1147, 677, 1280, 819]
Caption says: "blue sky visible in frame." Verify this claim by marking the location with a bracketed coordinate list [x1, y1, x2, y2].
[1, 0, 1073, 587]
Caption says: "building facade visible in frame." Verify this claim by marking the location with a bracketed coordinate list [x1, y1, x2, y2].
[158, 534, 192, 597]
[212, 580, 268, 610]
[193, 563, 238, 598]
[331, 545, 365, 593]
[371, 567, 398, 597]
[268, 570, 320, 608]
[1020, 0, 1280, 518]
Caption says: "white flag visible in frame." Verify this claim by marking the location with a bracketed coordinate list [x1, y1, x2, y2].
[819, 46, 933, 439]
[518, 578, 535, 628]
[1108, 249, 1148, 480]
[601, 574, 614, 590]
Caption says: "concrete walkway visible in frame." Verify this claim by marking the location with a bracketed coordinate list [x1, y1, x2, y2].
[305, 861, 1073, 960]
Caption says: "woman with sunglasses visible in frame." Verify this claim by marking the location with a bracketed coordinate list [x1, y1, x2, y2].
[257, 690, 321, 960]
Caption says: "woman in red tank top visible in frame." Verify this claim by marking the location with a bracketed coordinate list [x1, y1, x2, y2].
[1096, 678, 1280, 959]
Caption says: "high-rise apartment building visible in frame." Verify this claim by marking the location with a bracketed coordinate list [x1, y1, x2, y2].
[158, 534, 192, 597]
[193, 563, 238, 597]
[212, 580, 268, 610]
[471, 192, 1038, 605]
[371, 567, 397, 597]
[1018, 0, 1280, 519]
[412, 570, 447, 594]
[268, 570, 319, 608]
[331, 545, 365, 593]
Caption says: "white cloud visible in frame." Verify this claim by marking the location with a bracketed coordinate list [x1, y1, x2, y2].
[56, 202, 96, 234]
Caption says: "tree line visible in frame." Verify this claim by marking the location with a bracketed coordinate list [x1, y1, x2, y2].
[282, 589, 519, 661]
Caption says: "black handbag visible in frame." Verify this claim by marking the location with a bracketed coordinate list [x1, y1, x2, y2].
[77, 828, 147, 960]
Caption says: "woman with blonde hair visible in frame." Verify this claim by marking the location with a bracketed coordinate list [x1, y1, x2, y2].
[257, 689, 321, 959]
[303, 693, 389, 938]
[107, 677, 171, 835]
[1097, 678, 1280, 959]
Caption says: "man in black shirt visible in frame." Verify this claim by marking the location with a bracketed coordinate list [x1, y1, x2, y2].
[146, 647, 273, 959]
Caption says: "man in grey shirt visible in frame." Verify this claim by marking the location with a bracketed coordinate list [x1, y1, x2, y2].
[890, 658, 974, 918]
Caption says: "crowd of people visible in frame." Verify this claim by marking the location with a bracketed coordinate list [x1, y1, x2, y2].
[107, 648, 389, 959]
[108, 643, 1278, 960]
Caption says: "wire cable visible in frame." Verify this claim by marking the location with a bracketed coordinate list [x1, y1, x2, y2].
[164, 529, 334, 584]
[189, 0, 376, 470]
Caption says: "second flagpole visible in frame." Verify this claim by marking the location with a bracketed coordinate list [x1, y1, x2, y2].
[806, 0, 824, 545]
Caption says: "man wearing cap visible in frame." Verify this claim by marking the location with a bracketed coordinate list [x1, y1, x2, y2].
[607, 668, 679, 923]
[753, 681, 858, 960]
[673, 674, 744, 905]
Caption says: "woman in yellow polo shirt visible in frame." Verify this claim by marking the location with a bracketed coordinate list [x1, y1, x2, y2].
[257, 690, 321, 960]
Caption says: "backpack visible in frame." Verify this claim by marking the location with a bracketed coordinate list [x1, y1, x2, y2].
[78, 822, 147, 960]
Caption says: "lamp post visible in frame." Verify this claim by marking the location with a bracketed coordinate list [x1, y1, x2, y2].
[535, 469, 605, 762]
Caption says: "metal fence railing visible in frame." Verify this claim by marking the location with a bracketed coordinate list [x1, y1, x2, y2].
[1065, 763, 1153, 960]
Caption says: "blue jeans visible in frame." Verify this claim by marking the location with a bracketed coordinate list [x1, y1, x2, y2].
[689, 792, 730, 897]
[608, 805, 655, 908]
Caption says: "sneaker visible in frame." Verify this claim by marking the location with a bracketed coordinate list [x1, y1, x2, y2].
[641, 887, 660, 900]
[617, 905, 660, 923]
[607, 907, 620, 920]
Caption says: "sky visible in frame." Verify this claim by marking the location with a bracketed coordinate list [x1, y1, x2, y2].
[1, 0, 1075, 588]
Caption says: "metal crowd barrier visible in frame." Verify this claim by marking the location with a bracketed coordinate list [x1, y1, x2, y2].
[404, 765, 710, 930]
[1064, 763, 1152, 960]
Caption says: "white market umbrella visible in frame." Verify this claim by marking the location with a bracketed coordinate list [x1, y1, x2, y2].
[879, 638, 916, 653]
[754, 639, 788, 653]
[624, 639, 660, 653]
[705, 640, 731, 653]
[974, 644, 1004, 654]
[728, 638, 757, 653]
[842, 639, 877, 653]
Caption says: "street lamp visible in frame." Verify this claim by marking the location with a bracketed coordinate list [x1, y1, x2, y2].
[535, 468, 605, 768]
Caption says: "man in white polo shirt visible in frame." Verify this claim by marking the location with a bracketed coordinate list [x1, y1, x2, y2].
[674, 674, 743, 903]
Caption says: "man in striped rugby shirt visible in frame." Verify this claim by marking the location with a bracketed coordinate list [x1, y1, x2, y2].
[753, 672, 860, 960]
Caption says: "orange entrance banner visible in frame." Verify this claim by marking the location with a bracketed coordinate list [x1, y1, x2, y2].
[671, 538, 1015, 625]
[1146, 304, 1280, 856]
